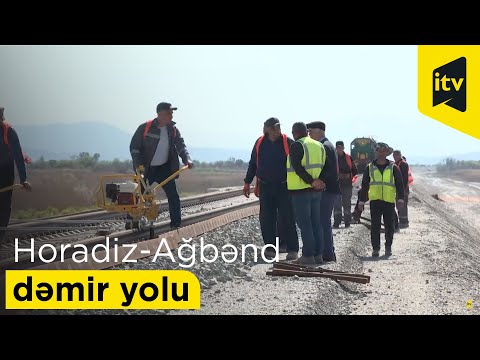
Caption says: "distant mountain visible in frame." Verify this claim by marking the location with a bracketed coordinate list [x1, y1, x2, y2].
[15, 122, 251, 162]
[16, 122, 132, 161]
[14, 122, 478, 165]
[408, 152, 480, 165]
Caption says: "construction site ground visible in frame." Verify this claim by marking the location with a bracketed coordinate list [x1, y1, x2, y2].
[174, 167, 480, 315]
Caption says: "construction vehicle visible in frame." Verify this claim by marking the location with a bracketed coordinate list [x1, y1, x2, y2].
[350, 137, 377, 173]
[96, 165, 189, 239]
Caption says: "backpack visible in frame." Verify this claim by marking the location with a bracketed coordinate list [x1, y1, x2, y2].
[143, 120, 177, 140]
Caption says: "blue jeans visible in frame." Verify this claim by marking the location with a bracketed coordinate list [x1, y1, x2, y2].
[320, 191, 337, 258]
[291, 191, 323, 257]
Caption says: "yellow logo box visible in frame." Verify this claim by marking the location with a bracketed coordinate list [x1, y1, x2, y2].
[5, 270, 201, 310]
[418, 45, 480, 140]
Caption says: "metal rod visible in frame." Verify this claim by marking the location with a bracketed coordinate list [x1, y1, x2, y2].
[272, 262, 370, 279]
[266, 268, 370, 284]
[0, 184, 23, 193]
[153, 165, 189, 191]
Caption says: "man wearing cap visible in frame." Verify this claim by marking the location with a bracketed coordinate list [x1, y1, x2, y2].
[358, 143, 405, 257]
[243, 117, 299, 260]
[0, 107, 32, 246]
[333, 140, 358, 228]
[287, 122, 326, 264]
[306, 121, 340, 262]
[129, 102, 193, 230]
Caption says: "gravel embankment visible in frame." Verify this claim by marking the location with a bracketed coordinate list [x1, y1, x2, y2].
[44, 214, 372, 315]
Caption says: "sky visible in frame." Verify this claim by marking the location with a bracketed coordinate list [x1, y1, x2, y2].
[1, 45, 479, 159]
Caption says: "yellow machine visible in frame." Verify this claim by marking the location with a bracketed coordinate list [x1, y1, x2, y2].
[96, 165, 189, 238]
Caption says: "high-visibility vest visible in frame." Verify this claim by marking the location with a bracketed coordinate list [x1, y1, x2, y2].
[286, 137, 325, 190]
[2, 122, 32, 164]
[338, 152, 357, 184]
[396, 159, 413, 187]
[143, 120, 177, 140]
[368, 161, 396, 203]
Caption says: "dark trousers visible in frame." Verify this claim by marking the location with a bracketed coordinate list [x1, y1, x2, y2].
[291, 191, 322, 257]
[259, 181, 299, 252]
[0, 163, 14, 245]
[394, 189, 409, 228]
[370, 200, 395, 250]
[334, 185, 353, 224]
[320, 191, 337, 258]
[148, 163, 181, 228]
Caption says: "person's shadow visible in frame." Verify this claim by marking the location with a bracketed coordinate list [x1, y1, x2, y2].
[358, 253, 392, 262]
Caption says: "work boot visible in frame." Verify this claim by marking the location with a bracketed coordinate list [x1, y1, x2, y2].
[385, 246, 392, 256]
[125, 220, 139, 230]
[293, 255, 316, 265]
[314, 255, 324, 264]
[322, 254, 336, 262]
[399, 222, 409, 229]
[333, 222, 340, 229]
[372, 249, 380, 257]
[264, 249, 277, 259]
[345, 223, 350, 228]
[286, 252, 298, 261]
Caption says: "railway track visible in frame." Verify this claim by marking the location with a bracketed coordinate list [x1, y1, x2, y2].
[0, 188, 258, 266]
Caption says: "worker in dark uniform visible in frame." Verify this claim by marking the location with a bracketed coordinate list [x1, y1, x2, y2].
[393, 150, 412, 230]
[306, 121, 340, 262]
[0, 107, 32, 246]
[129, 102, 193, 230]
[358, 142, 405, 257]
[333, 140, 358, 228]
[243, 117, 299, 260]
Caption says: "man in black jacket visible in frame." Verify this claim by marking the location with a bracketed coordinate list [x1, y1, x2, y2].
[243, 117, 299, 260]
[393, 150, 410, 230]
[306, 121, 340, 262]
[0, 107, 32, 246]
[334, 140, 358, 228]
[129, 102, 193, 230]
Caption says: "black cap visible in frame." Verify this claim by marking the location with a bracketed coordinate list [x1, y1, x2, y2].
[156, 102, 177, 113]
[375, 142, 393, 155]
[264, 117, 280, 128]
[306, 121, 325, 131]
[336, 141, 344, 147]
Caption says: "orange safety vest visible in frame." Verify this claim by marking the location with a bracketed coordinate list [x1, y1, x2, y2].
[338, 151, 357, 184]
[254, 133, 290, 197]
[143, 120, 177, 140]
[397, 159, 413, 187]
[2, 122, 31, 164]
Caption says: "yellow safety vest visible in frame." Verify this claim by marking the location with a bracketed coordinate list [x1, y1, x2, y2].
[368, 162, 396, 203]
[286, 137, 326, 190]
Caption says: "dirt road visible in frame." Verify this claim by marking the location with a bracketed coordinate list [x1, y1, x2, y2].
[185, 168, 480, 315]
[349, 168, 480, 314]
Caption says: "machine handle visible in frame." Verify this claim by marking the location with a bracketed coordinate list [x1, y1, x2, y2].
[0, 184, 24, 193]
[153, 165, 189, 191]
